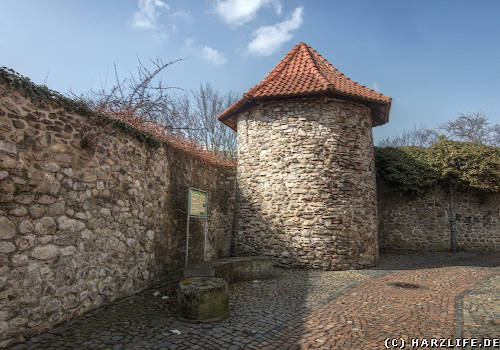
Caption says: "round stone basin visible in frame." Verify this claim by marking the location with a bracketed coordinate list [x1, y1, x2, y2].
[177, 277, 229, 323]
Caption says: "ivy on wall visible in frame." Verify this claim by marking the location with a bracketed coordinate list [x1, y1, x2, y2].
[0, 67, 236, 167]
[2, 66, 498, 185]
[0, 67, 161, 148]
[375, 137, 500, 197]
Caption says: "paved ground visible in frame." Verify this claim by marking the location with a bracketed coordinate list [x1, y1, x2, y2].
[5, 252, 499, 350]
[460, 274, 500, 341]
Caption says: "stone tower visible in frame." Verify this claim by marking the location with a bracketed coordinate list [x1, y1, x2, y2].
[218, 42, 391, 270]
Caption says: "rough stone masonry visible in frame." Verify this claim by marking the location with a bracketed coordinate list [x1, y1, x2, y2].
[218, 42, 392, 270]
[0, 71, 236, 347]
[234, 96, 380, 270]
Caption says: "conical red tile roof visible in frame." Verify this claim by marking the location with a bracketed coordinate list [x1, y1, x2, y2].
[218, 42, 391, 130]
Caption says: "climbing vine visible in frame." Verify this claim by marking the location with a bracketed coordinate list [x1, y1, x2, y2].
[375, 137, 500, 197]
[0, 66, 160, 148]
[0, 67, 236, 167]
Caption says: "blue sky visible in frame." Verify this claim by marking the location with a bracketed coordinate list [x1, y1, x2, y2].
[2, 0, 499, 143]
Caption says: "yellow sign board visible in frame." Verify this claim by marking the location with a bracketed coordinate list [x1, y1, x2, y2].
[189, 189, 207, 217]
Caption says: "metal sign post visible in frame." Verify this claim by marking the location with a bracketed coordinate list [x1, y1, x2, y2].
[185, 187, 208, 267]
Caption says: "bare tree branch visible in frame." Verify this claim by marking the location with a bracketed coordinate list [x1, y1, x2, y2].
[439, 111, 498, 146]
[43, 69, 50, 86]
[378, 124, 439, 147]
[171, 83, 238, 157]
[378, 112, 499, 148]
[67, 58, 238, 159]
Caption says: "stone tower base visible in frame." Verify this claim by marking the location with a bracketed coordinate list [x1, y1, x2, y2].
[233, 95, 379, 270]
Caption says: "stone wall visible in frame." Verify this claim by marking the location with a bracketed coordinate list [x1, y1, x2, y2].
[378, 181, 500, 251]
[233, 95, 379, 270]
[0, 81, 235, 347]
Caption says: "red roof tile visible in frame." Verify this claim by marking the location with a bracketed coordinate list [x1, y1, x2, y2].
[218, 42, 392, 130]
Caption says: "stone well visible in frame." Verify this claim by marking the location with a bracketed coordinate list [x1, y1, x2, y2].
[177, 277, 229, 323]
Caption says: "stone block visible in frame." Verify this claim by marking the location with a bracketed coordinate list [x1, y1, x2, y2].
[15, 235, 36, 250]
[34, 217, 57, 235]
[14, 194, 34, 205]
[11, 254, 28, 266]
[177, 277, 229, 323]
[0, 193, 13, 203]
[40, 162, 60, 172]
[2, 156, 16, 169]
[43, 299, 62, 314]
[29, 205, 46, 218]
[31, 245, 59, 260]
[33, 175, 61, 195]
[57, 216, 85, 233]
[47, 202, 65, 216]
[0, 140, 17, 154]
[0, 242, 16, 254]
[79, 169, 97, 183]
[184, 256, 275, 284]
[38, 195, 56, 205]
[0, 217, 15, 239]
[9, 207, 27, 217]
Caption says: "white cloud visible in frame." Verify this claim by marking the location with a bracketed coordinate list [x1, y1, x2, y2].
[170, 10, 193, 21]
[273, 2, 282, 16]
[371, 82, 380, 91]
[212, 0, 282, 26]
[184, 38, 196, 49]
[133, 0, 170, 29]
[184, 39, 227, 65]
[201, 46, 228, 65]
[246, 6, 303, 57]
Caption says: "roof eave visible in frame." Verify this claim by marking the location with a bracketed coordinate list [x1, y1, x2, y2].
[217, 97, 255, 131]
[217, 91, 391, 131]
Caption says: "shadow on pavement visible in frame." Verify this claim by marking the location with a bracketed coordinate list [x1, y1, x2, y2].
[372, 251, 500, 271]
[6, 252, 498, 349]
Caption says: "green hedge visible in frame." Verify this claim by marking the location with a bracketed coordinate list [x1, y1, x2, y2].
[375, 137, 500, 197]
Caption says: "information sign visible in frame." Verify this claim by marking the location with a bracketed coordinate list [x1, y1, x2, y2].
[185, 188, 208, 267]
[189, 189, 207, 217]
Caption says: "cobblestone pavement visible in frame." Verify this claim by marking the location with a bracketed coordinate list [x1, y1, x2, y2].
[5, 252, 499, 350]
[460, 274, 500, 342]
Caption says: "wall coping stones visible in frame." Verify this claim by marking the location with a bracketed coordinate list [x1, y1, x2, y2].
[183, 256, 275, 284]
